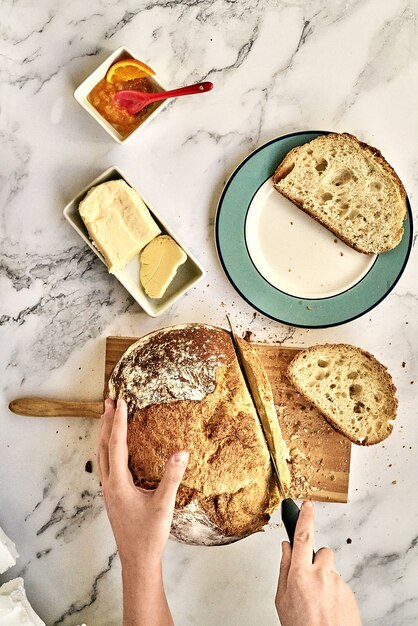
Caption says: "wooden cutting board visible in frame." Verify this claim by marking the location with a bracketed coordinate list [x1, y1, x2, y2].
[104, 337, 351, 503]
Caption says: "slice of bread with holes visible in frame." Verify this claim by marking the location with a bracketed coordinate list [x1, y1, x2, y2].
[273, 133, 406, 254]
[287, 344, 397, 446]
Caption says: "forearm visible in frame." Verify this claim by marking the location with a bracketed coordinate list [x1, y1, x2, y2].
[121, 559, 174, 626]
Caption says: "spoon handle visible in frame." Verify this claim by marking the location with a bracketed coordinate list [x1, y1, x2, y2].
[141, 81, 213, 104]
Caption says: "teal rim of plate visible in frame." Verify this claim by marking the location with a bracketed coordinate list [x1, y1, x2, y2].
[215, 130, 413, 328]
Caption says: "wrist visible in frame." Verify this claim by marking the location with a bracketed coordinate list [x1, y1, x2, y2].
[121, 556, 165, 607]
[117, 536, 164, 568]
[121, 552, 162, 578]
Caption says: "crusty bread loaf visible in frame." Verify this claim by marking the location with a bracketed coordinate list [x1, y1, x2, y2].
[287, 344, 397, 446]
[273, 133, 406, 254]
[108, 324, 286, 545]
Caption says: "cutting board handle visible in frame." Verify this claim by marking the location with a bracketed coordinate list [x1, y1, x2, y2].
[9, 397, 103, 419]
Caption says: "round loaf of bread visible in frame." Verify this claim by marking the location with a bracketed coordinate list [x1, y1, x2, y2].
[108, 324, 280, 545]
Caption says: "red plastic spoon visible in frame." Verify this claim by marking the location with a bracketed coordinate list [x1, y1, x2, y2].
[114, 81, 213, 115]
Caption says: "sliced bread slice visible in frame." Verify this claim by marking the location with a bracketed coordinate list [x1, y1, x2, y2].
[287, 344, 397, 446]
[235, 337, 291, 497]
[273, 133, 406, 254]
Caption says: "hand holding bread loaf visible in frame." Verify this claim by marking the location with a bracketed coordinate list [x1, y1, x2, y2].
[108, 324, 291, 545]
[98, 397, 188, 626]
[98, 398, 189, 561]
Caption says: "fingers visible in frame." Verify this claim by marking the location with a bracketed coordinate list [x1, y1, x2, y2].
[155, 451, 189, 509]
[314, 546, 336, 571]
[277, 541, 292, 596]
[290, 501, 315, 569]
[108, 398, 131, 483]
[98, 398, 115, 482]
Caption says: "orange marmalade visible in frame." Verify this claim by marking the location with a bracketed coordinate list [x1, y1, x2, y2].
[88, 76, 159, 138]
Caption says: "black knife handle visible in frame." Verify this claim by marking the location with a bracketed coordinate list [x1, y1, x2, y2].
[281, 498, 300, 546]
[281, 498, 315, 562]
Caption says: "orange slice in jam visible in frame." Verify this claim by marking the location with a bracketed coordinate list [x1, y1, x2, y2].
[106, 58, 156, 84]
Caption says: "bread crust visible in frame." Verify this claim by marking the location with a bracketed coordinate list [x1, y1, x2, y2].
[287, 343, 398, 446]
[109, 324, 280, 545]
[273, 133, 407, 254]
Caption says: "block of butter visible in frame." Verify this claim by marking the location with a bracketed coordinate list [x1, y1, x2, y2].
[140, 235, 187, 299]
[79, 180, 161, 273]
[0, 526, 18, 575]
[0, 578, 45, 625]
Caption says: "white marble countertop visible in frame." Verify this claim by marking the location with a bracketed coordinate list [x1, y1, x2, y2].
[1, 1, 417, 624]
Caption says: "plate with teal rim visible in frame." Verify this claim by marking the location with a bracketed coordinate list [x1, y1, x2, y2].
[215, 130, 413, 328]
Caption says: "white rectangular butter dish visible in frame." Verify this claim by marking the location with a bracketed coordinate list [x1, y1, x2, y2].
[63, 167, 206, 317]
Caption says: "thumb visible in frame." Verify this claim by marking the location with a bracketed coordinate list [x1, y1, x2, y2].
[156, 451, 189, 509]
[277, 541, 292, 598]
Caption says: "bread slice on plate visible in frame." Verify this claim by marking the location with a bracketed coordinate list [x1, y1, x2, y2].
[287, 344, 397, 446]
[273, 133, 406, 254]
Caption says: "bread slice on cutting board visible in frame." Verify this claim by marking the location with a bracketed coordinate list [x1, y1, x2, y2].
[287, 344, 397, 446]
[235, 336, 291, 494]
[273, 133, 406, 254]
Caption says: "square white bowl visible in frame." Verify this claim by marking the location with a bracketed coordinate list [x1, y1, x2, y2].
[74, 47, 167, 144]
[63, 167, 206, 316]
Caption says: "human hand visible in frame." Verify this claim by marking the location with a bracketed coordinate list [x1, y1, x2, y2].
[97, 398, 189, 570]
[276, 502, 361, 626]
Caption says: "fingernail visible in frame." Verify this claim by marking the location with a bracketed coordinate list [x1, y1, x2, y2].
[105, 398, 114, 408]
[302, 500, 313, 508]
[173, 451, 189, 464]
[116, 398, 124, 409]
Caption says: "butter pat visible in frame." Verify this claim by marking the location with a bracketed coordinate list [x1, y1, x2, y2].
[79, 180, 161, 273]
[140, 235, 187, 298]
[0, 527, 18, 575]
[0, 578, 45, 626]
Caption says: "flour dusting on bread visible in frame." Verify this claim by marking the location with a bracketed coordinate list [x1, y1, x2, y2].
[109, 325, 228, 412]
[172, 501, 240, 546]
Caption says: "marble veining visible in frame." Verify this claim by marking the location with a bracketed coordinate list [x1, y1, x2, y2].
[1, 0, 418, 624]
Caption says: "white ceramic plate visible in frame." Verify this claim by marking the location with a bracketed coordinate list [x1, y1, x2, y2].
[74, 47, 167, 144]
[245, 178, 376, 299]
[63, 167, 206, 317]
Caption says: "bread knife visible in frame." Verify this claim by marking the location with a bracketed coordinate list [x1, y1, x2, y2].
[226, 316, 287, 497]
[226, 316, 302, 547]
